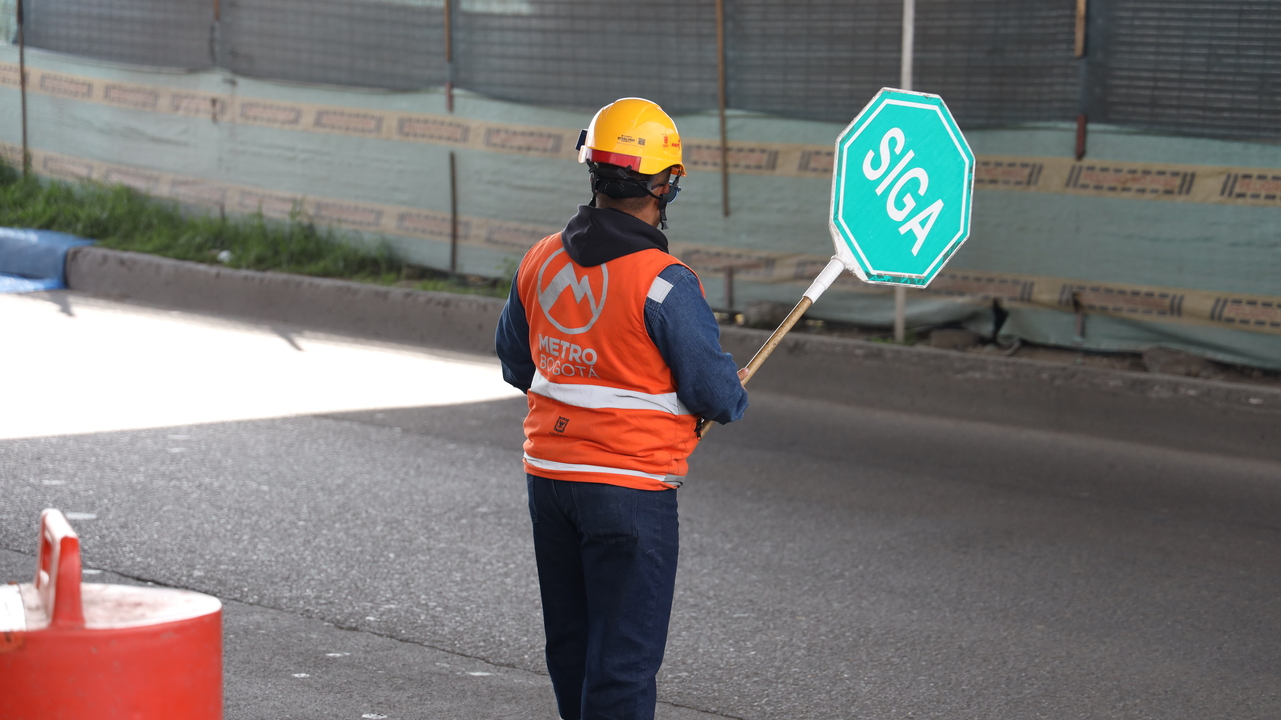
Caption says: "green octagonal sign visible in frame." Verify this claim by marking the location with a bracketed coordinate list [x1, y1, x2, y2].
[829, 88, 975, 288]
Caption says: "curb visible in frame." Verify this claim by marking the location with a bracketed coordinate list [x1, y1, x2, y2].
[65, 247, 1281, 463]
[716, 328, 1281, 463]
[66, 246, 502, 355]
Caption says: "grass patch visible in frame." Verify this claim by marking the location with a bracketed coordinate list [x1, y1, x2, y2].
[0, 160, 511, 298]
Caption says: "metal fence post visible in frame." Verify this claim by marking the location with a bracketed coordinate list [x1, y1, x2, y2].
[444, 0, 458, 274]
[449, 151, 458, 275]
[211, 0, 220, 67]
[894, 0, 915, 343]
[715, 0, 729, 217]
[444, 0, 454, 113]
[17, 0, 29, 176]
[1074, 0, 1089, 160]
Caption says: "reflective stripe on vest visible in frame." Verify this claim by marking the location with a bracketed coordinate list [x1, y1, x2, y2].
[530, 373, 691, 415]
[523, 453, 684, 486]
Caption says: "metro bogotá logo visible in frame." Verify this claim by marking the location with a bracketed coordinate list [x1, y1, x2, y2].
[536, 249, 608, 335]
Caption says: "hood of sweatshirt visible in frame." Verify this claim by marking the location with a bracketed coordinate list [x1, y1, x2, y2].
[560, 205, 669, 268]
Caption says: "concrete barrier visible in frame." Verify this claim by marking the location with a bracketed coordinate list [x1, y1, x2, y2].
[65, 246, 1281, 463]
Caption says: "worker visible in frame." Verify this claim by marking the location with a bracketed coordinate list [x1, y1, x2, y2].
[494, 97, 749, 720]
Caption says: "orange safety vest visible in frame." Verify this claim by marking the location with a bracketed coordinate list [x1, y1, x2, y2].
[517, 233, 700, 491]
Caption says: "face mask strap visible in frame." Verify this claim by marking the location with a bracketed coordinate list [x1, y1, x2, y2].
[653, 176, 680, 230]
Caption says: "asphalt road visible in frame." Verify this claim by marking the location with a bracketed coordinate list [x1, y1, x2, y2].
[2, 291, 1279, 719]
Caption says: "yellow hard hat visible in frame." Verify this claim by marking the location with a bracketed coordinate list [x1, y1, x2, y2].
[576, 98, 685, 177]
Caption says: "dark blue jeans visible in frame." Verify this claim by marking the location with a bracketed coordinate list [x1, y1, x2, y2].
[527, 474, 679, 720]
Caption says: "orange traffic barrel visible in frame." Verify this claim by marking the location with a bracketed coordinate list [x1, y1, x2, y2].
[0, 509, 223, 719]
